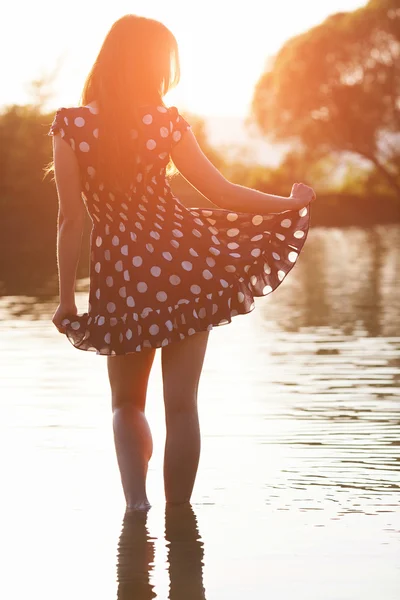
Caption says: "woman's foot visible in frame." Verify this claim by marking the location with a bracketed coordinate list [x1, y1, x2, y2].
[125, 500, 151, 513]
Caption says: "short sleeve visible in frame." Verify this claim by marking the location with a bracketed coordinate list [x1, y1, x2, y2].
[169, 106, 191, 148]
[48, 108, 68, 139]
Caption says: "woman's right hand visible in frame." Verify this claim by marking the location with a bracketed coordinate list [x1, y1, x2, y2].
[290, 183, 316, 209]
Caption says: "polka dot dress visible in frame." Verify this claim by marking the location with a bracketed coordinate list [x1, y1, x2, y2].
[49, 104, 311, 355]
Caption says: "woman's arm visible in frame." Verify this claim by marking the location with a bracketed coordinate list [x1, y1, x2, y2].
[52, 135, 85, 331]
[171, 130, 315, 212]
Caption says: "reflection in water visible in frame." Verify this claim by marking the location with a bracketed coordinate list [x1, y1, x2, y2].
[165, 504, 206, 600]
[116, 511, 156, 599]
[262, 225, 400, 336]
[115, 505, 206, 600]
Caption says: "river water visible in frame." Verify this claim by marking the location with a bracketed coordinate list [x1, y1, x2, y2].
[0, 225, 399, 599]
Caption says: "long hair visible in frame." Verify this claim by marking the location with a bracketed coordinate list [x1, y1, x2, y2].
[82, 15, 180, 188]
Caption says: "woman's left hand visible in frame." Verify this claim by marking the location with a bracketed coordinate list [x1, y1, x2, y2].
[52, 303, 78, 334]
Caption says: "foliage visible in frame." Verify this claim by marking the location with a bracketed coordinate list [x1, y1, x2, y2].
[251, 0, 400, 197]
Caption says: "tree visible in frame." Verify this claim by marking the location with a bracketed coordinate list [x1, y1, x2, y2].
[251, 0, 400, 197]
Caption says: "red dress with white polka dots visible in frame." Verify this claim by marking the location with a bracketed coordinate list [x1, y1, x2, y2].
[49, 104, 310, 355]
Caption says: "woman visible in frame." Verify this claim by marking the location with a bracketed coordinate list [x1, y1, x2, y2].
[49, 14, 315, 511]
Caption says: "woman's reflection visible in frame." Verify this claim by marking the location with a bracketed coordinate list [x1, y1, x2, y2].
[165, 503, 206, 600]
[116, 504, 206, 600]
[116, 509, 156, 599]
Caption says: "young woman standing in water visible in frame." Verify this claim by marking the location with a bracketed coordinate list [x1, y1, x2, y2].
[49, 14, 316, 511]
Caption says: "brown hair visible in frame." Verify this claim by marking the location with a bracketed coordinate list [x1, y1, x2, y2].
[81, 14, 180, 188]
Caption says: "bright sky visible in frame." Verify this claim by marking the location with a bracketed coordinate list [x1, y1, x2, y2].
[3, 0, 366, 117]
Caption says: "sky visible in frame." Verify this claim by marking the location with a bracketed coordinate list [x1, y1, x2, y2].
[3, 0, 366, 117]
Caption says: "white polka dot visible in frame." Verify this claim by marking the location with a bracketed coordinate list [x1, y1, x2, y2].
[251, 248, 261, 258]
[119, 286, 127, 298]
[173, 229, 183, 238]
[211, 235, 220, 245]
[244, 265, 251, 273]
[150, 266, 161, 277]
[150, 231, 160, 240]
[252, 215, 263, 226]
[165, 320, 173, 331]
[225, 265, 236, 273]
[263, 285, 273, 294]
[95, 289, 100, 299]
[147, 324, 159, 337]
[188, 328, 196, 336]
[126, 329, 132, 340]
[272, 252, 281, 260]
[87, 166, 96, 177]
[209, 247, 220, 256]
[156, 291, 168, 302]
[132, 256, 143, 267]
[191, 285, 201, 294]
[119, 223, 126, 233]
[137, 282, 148, 292]
[95, 236, 102, 247]
[146, 244, 154, 253]
[299, 207, 308, 217]
[192, 229, 202, 238]
[227, 228, 239, 237]
[135, 222, 143, 230]
[202, 269, 213, 280]
[98, 316, 105, 326]
[278, 270, 285, 281]
[127, 296, 135, 307]
[212, 304, 219, 315]
[182, 261, 193, 271]
[162, 251, 173, 261]
[93, 128, 99, 138]
[74, 117, 85, 127]
[124, 270, 130, 281]
[264, 263, 271, 274]
[159, 152, 168, 160]
[281, 218, 292, 228]
[104, 332, 111, 344]
[95, 262, 101, 273]
[115, 260, 123, 272]
[136, 173, 143, 183]
[142, 114, 153, 124]
[79, 141, 89, 152]
[157, 106, 168, 113]
[227, 242, 239, 250]
[276, 233, 285, 241]
[107, 302, 116, 313]
[106, 276, 113, 287]
[220, 279, 229, 288]
[160, 127, 169, 137]
[70, 321, 80, 330]
[229, 253, 241, 258]
[251, 234, 263, 242]
[238, 292, 245, 303]
[294, 230, 305, 239]
[173, 131, 181, 142]
[169, 274, 181, 285]
[227, 213, 238, 222]
[112, 236, 119, 246]
[121, 245, 128, 255]
[206, 257, 216, 268]
[288, 251, 298, 263]
[146, 139, 156, 150]
[250, 275, 258, 286]
[189, 248, 199, 257]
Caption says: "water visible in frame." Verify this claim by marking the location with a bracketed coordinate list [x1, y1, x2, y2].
[1, 225, 399, 600]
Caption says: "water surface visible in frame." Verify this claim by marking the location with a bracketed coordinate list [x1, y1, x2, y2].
[1, 226, 399, 599]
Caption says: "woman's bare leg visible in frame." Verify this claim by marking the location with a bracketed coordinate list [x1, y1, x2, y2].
[161, 331, 210, 504]
[107, 349, 156, 510]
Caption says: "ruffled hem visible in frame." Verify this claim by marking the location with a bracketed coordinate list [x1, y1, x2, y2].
[61, 204, 311, 355]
